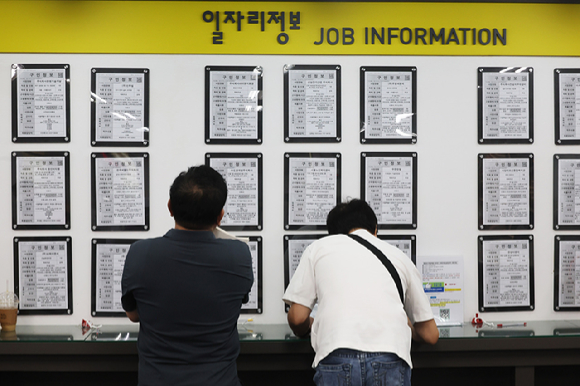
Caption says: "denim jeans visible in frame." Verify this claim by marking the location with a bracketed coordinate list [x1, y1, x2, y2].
[313, 349, 411, 386]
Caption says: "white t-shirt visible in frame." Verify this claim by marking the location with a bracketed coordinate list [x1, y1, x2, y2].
[282, 229, 433, 368]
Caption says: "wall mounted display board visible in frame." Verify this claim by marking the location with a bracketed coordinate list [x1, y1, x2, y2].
[478, 153, 534, 230]
[12, 151, 70, 230]
[554, 236, 580, 311]
[14, 236, 73, 315]
[478, 235, 535, 312]
[478, 67, 534, 144]
[90, 68, 149, 147]
[91, 153, 150, 231]
[360, 66, 417, 144]
[284, 153, 341, 231]
[11, 64, 70, 143]
[206, 153, 263, 231]
[553, 154, 580, 230]
[91, 239, 138, 317]
[205, 66, 263, 144]
[361, 152, 417, 230]
[378, 234, 416, 264]
[554, 69, 580, 145]
[284, 64, 341, 143]
[240, 236, 263, 314]
[283, 234, 325, 311]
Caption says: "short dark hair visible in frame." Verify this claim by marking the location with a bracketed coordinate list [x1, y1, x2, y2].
[326, 199, 377, 235]
[169, 165, 227, 230]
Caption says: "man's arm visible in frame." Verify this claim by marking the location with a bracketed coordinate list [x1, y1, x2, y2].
[287, 302, 313, 338]
[408, 318, 439, 344]
[126, 309, 140, 323]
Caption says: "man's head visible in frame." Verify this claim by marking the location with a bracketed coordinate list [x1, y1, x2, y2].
[326, 199, 378, 235]
[168, 165, 227, 230]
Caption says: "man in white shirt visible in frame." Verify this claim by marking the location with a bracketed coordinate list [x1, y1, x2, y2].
[283, 199, 439, 386]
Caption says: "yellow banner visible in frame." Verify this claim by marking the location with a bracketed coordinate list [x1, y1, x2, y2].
[1, 1, 579, 56]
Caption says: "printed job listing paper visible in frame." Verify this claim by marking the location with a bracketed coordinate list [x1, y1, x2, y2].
[209, 156, 260, 228]
[209, 69, 260, 140]
[94, 71, 147, 143]
[18, 240, 69, 311]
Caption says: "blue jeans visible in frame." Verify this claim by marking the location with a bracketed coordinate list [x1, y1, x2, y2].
[313, 349, 411, 386]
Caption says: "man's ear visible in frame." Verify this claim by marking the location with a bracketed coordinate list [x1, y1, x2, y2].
[374, 225, 378, 237]
[168, 199, 174, 217]
[217, 208, 225, 226]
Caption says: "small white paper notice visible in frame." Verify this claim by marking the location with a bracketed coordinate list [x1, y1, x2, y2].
[417, 255, 464, 326]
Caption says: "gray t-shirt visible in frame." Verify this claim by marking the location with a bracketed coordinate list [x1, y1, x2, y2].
[122, 229, 253, 386]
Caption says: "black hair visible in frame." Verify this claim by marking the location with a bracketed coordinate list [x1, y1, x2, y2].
[169, 165, 227, 230]
[326, 199, 377, 235]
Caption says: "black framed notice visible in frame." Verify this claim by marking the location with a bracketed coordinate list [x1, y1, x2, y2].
[361, 152, 417, 230]
[478, 235, 535, 313]
[12, 151, 71, 230]
[553, 154, 580, 230]
[14, 236, 73, 315]
[11, 64, 71, 143]
[555, 69, 580, 145]
[554, 236, 580, 311]
[91, 68, 150, 147]
[205, 66, 263, 144]
[206, 153, 263, 231]
[283, 234, 325, 311]
[240, 236, 263, 314]
[360, 66, 417, 144]
[91, 153, 150, 231]
[478, 67, 534, 144]
[378, 234, 416, 264]
[91, 239, 139, 317]
[284, 153, 341, 231]
[284, 64, 341, 143]
[478, 153, 534, 230]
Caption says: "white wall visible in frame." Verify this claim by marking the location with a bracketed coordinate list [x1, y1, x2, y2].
[1, 53, 579, 326]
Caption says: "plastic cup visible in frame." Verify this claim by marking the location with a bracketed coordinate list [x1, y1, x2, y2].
[0, 292, 19, 332]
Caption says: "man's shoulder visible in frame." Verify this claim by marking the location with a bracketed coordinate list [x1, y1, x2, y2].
[213, 238, 252, 258]
[130, 236, 165, 249]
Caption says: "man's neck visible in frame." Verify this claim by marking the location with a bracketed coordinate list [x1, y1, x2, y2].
[174, 223, 216, 232]
[348, 227, 378, 237]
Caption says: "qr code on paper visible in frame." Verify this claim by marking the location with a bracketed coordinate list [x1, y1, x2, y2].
[439, 308, 450, 321]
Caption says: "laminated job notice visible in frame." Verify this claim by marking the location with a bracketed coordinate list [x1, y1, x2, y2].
[482, 157, 531, 226]
[209, 70, 260, 139]
[94, 72, 146, 142]
[95, 157, 146, 227]
[95, 243, 131, 313]
[18, 240, 69, 310]
[364, 155, 414, 226]
[364, 71, 413, 140]
[288, 69, 337, 138]
[482, 239, 532, 308]
[242, 239, 260, 311]
[557, 240, 580, 308]
[15, 155, 67, 226]
[558, 72, 580, 140]
[210, 157, 260, 227]
[288, 157, 338, 226]
[15, 67, 67, 138]
[482, 72, 530, 139]
[556, 158, 580, 226]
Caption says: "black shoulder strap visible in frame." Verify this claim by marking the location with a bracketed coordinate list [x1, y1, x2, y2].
[347, 234, 404, 305]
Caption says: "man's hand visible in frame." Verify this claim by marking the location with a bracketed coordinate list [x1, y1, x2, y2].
[126, 309, 140, 323]
[408, 318, 439, 344]
[287, 303, 313, 338]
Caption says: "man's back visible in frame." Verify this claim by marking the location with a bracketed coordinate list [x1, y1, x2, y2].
[122, 229, 253, 386]
[284, 229, 433, 369]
